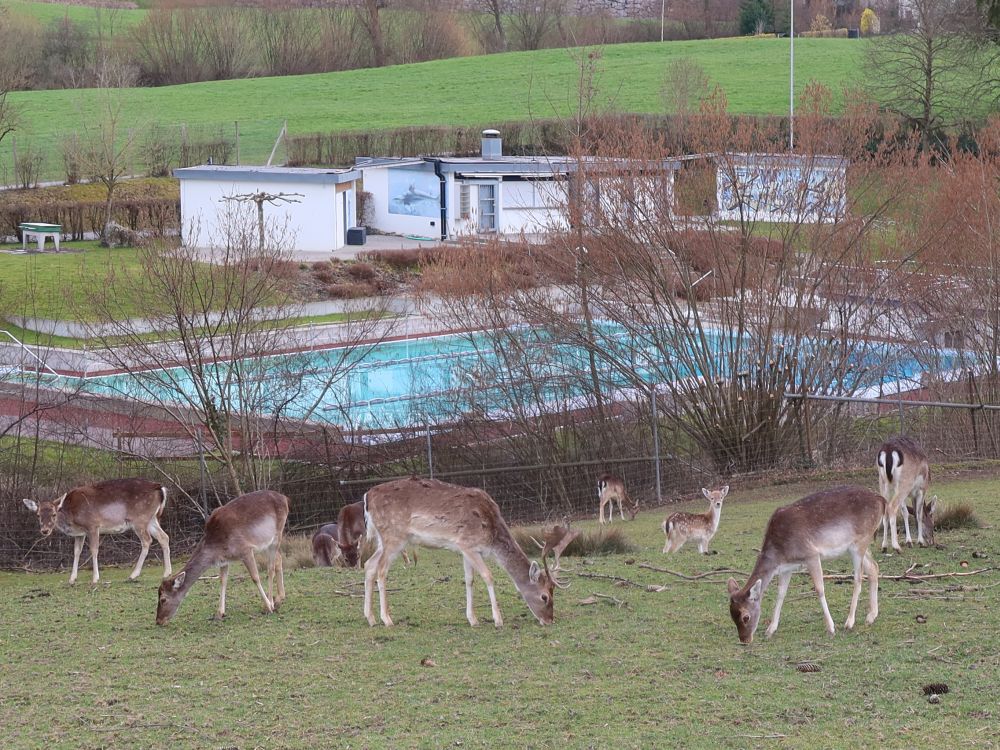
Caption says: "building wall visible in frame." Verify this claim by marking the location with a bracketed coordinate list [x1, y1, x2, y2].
[363, 164, 443, 239]
[180, 177, 354, 252]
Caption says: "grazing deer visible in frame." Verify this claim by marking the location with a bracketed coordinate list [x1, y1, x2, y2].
[727, 485, 884, 643]
[22, 478, 171, 585]
[312, 523, 341, 567]
[906, 495, 938, 547]
[156, 490, 289, 625]
[597, 473, 638, 524]
[662, 486, 729, 554]
[338, 500, 413, 568]
[532, 518, 581, 571]
[876, 436, 931, 552]
[362, 477, 562, 628]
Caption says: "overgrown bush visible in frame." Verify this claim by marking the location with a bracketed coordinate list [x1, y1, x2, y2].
[934, 501, 982, 531]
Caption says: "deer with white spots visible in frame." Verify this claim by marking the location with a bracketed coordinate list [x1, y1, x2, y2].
[877, 436, 932, 552]
[22, 478, 171, 585]
[156, 490, 288, 625]
[662, 486, 729, 554]
[362, 477, 562, 628]
[727, 485, 884, 643]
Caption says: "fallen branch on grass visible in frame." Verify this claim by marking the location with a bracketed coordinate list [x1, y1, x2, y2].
[637, 563, 749, 580]
[824, 567, 996, 582]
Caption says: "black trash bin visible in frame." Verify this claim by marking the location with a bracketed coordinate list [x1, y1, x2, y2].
[346, 227, 367, 246]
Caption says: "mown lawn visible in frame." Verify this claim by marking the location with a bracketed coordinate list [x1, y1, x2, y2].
[1, 474, 996, 748]
[4, 37, 861, 182]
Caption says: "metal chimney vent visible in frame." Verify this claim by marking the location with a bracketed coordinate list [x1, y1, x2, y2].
[481, 129, 502, 160]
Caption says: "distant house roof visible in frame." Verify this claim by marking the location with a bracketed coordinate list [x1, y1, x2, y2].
[355, 154, 690, 177]
[173, 165, 361, 185]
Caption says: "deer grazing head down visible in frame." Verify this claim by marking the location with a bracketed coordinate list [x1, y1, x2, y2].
[727, 578, 764, 644]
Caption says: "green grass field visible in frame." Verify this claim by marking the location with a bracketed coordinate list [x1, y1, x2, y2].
[3, 0, 146, 30]
[1, 474, 996, 748]
[3, 37, 861, 181]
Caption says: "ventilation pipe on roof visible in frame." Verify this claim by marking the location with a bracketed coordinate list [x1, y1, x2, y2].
[481, 129, 502, 160]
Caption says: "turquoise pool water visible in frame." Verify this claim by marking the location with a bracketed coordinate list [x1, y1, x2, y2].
[51, 325, 950, 429]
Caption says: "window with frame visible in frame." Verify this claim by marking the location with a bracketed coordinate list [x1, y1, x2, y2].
[459, 184, 472, 219]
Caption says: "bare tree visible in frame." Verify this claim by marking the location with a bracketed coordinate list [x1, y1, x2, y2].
[472, 0, 509, 51]
[353, 0, 390, 67]
[661, 56, 711, 116]
[509, 0, 566, 50]
[868, 0, 1000, 151]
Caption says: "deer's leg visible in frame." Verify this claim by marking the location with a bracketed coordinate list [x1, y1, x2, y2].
[241, 549, 273, 612]
[900, 501, 913, 547]
[879, 513, 889, 552]
[216, 563, 229, 620]
[149, 516, 171, 577]
[88, 529, 101, 584]
[863, 551, 880, 625]
[467, 551, 502, 628]
[598, 499, 607, 525]
[363, 546, 382, 626]
[274, 547, 285, 607]
[265, 544, 277, 601]
[462, 554, 479, 627]
[844, 548, 865, 630]
[806, 557, 835, 635]
[914, 488, 926, 546]
[129, 526, 152, 580]
[617, 498, 625, 521]
[69, 535, 84, 584]
[375, 542, 405, 627]
[764, 570, 793, 638]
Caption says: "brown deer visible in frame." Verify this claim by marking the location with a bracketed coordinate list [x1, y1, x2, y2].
[531, 518, 581, 571]
[727, 485, 884, 643]
[597, 473, 638, 524]
[362, 477, 562, 628]
[662, 486, 729, 554]
[22, 478, 171, 585]
[876, 436, 931, 552]
[312, 523, 341, 567]
[337, 500, 413, 568]
[906, 495, 938, 547]
[156, 490, 289, 625]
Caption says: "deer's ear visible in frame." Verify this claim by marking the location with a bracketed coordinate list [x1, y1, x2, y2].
[22, 498, 38, 512]
[748, 579, 763, 603]
[172, 572, 186, 590]
[727, 577, 740, 596]
[702, 488, 711, 499]
[529, 560, 541, 583]
[53, 493, 67, 511]
[720, 485, 730, 498]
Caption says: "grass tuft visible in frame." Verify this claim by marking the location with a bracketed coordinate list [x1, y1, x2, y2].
[934, 501, 983, 531]
[513, 526, 636, 558]
[280, 534, 316, 570]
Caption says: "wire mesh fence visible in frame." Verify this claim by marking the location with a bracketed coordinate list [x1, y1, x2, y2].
[3, 390, 999, 571]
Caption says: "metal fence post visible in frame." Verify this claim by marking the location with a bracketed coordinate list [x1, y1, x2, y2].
[651, 387, 662, 502]
[426, 424, 434, 479]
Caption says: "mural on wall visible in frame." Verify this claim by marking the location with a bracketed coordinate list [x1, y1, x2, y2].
[717, 155, 847, 223]
[388, 167, 440, 218]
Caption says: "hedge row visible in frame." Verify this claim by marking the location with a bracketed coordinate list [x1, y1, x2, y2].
[1, 198, 180, 241]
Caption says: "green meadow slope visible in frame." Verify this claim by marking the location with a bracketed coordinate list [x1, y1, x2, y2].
[3, 37, 860, 178]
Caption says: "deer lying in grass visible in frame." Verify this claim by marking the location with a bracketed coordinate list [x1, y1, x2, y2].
[662, 486, 729, 554]
[532, 519, 581, 571]
[23, 478, 171, 584]
[597, 474, 638, 524]
[338, 501, 414, 568]
[877, 436, 931, 552]
[156, 490, 289, 625]
[727, 485, 884, 643]
[312, 523, 341, 567]
[363, 477, 562, 628]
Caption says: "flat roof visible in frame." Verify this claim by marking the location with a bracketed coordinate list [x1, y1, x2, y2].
[174, 165, 361, 184]
[357, 154, 687, 176]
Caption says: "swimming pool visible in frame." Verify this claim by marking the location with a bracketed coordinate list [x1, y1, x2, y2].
[48, 324, 951, 429]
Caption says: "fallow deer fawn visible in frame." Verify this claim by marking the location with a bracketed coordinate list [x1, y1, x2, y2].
[727, 485, 884, 643]
[876, 436, 931, 552]
[156, 490, 289, 625]
[597, 474, 638, 524]
[23, 478, 171, 584]
[312, 523, 341, 567]
[362, 477, 562, 628]
[532, 519, 581, 570]
[662, 486, 729, 554]
[338, 500, 414, 568]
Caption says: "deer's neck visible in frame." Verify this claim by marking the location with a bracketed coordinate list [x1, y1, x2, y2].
[491, 525, 536, 594]
[176, 543, 216, 594]
[707, 505, 722, 533]
[743, 546, 781, 597]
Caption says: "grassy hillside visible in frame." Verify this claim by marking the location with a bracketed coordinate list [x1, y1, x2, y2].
[1, 474, 996, 747]
[3, 0, 146, 30]
[2, 37, 861, 181]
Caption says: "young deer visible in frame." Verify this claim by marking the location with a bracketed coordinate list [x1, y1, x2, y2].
[532, 518, 581, 571]
[876, 436, 931, 552]
[22, 478, 171, 584]
[597, 474, 638, 524]
[727, 485, 884, 643]
[363, 477, 562, 628]
[906, 495, 938, 547]
[312, 523, 341, 567]
[156, 490, 289, 625]
[338, 501, 414, 568]
[662, 486, 729, 554]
